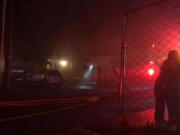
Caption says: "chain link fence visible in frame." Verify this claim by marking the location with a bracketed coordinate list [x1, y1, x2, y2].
[121, 0, 180, 126]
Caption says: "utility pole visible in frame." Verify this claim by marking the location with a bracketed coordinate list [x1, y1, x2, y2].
[0, 0, 15, 95]
[4, 0, 14, 92]
[0, 0, 7, 90]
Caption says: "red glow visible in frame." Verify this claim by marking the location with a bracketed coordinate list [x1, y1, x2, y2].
[148, 69, 154, 76]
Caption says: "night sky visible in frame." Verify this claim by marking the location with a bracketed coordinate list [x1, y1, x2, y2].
[1, 0, 157, 64]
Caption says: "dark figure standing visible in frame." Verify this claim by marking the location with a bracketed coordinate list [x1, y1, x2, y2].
[97, 65, 102, 82]
[154, 50, 180, 128]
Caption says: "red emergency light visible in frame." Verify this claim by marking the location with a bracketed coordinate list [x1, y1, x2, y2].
[148, 68, 155, 76]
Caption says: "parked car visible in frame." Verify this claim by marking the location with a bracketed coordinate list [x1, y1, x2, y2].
[44, 70, 63, 88]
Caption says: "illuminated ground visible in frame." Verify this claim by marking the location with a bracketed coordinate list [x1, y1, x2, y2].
[0, 82, 157, 134]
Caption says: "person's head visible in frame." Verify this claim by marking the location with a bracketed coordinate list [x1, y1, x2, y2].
[168, 50, 179, 60]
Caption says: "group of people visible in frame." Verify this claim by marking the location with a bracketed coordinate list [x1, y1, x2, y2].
[154, 50, 180, 129]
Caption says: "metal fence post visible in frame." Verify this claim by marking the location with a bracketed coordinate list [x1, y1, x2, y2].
[119, 14, 127, 125]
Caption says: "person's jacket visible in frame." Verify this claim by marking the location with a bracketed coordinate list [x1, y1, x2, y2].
[154, 59, 180, 95]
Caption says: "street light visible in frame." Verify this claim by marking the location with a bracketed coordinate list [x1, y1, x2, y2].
[59, 60, 68, 67]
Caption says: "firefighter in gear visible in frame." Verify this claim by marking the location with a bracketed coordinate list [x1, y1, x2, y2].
[154, 50, 180, 127]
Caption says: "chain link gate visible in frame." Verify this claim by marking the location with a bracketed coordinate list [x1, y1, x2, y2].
[119, 0, 180, 127]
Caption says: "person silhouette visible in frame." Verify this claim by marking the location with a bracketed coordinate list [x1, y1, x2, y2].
[154, 50, 180, 128]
